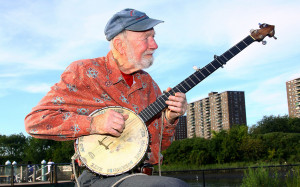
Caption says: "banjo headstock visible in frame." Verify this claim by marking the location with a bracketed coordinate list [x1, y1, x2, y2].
[250, 23, 277, 45]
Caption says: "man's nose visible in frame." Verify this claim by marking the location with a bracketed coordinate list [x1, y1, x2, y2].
[148, 37, 158, 49]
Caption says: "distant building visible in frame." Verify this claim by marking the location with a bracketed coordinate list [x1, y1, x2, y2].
[286, 77, 300, 118]
[174, 116, 187, 140]
[187, 91, 247, 139]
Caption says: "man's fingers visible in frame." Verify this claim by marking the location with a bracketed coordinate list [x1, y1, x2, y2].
[123, 114, 129, 121]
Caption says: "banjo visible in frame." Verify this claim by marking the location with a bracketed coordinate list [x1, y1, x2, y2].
[76, 23, 276, 176]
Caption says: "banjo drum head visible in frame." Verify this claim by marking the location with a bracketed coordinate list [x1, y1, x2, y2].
[77, 106, 149, 176]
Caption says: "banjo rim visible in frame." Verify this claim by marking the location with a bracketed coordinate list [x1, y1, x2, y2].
[76, 106, 149, 176]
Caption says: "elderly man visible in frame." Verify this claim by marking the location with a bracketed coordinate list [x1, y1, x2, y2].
[25, 8, 188, 186]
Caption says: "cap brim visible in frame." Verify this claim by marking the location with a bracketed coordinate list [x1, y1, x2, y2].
[125, 18, 163, 31]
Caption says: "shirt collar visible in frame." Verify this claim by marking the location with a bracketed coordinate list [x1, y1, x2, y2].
[106, 51, 124, 84]
[106, 51, 144, 88]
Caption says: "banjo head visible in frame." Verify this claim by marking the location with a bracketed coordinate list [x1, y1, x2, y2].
[76, 106, 149, 176]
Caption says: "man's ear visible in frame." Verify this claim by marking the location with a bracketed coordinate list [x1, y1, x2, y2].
[113, 38, 126, 55]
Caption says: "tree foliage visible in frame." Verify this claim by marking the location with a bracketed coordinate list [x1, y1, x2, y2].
[249, 115, 300, 134]
[0, 135, 74, 165]
[163, 115, 300, 166]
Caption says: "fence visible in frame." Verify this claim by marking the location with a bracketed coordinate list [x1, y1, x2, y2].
[1, 162, 299, 186]
[157, 164, 300, 186]
[0, 162, 80, 186]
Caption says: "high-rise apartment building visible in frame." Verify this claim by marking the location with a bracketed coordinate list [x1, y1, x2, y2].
[187, 91, 246, 139]
[286, 77, 300, 118]
[174, 116, 187, 140]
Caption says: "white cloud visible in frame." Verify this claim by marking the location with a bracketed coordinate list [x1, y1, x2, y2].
[22, 83, 52, 94]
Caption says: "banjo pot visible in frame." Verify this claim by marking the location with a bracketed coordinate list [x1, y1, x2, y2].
[76, 106, 149, 176]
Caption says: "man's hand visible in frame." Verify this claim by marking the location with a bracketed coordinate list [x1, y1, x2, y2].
[165, 87, 187, 123]
[90, 109, 129, 137]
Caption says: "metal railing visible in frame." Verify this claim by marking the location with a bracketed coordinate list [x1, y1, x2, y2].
[157, 163, 300, 187]
[0, 163, 79, 185]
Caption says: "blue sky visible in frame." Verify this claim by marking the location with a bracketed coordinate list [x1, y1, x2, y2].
[1, 0, 299, 136]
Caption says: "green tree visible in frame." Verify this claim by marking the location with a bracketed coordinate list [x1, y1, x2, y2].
[51, 141, 74, 163]
[23, 137, 56, 164]
[250, 115, 300, 134]
[220, 125, 248, 162]
[209, 130, 227, 164]
[0, 133, 27, 164]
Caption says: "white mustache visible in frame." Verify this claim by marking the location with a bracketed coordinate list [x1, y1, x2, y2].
[143, 50, 155, 55]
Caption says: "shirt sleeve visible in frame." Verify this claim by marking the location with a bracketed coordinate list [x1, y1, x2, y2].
[161, 114, 179, 151]
[24, 61, 96, 141]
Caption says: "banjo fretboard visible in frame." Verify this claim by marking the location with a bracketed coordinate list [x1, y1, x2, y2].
[138, 35, 255, 122]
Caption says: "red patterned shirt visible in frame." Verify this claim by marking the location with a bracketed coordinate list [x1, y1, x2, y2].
[25, 51, 177, 164]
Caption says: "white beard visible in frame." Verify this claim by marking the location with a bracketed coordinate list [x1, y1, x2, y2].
[126, 44, 154, 70]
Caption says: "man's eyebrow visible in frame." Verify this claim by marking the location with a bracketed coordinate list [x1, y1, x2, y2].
[146, 31, 156, 38]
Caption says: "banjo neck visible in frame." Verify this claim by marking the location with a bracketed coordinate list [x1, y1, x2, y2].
[138, 35, 256, 122]
[139, 23, 276, 123]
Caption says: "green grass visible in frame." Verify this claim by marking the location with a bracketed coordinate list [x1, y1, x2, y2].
[157, 161, 298, 171]
[285, 166, 300, 187]
[241, 166, 300, 187]
[241, 167, 281, 187]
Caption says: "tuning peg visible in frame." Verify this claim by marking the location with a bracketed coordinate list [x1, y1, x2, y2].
[259, 23, 268, 28]
[250, 29, 258, 34]
[262, 40, 267, 45]
[273, 36, 277, 40]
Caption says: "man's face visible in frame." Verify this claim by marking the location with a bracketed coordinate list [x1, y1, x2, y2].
[123, 29, 158, 70]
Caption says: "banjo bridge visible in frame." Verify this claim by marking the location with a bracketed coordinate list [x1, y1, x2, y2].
[98, 137, 112, 150]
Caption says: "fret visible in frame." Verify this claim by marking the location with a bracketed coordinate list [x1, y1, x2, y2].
[222, 55, 228, 61]
[237, 42, 247, 50]
[148, 106, 156, 116]
[161, 94, 169, 101]
[228, 50, 235, 56]
[188, 76, 196, 86]
[235, 45, 241, 51]
[157, 97, 165, 107]
[192, 73, 201, 82]
[139, 113, 146, 121]
[140, 112, 149, 122]
[215, 58, 223, 66]
[139, 110, 146, 120]
[173, 86, 181, 93]
[194, 71, 205, 82]
[217, 56, 226, 64]
[143, 109, 151, 118]
[204, 67, 211, 74]
[198, 70, 206, 78]
[157, 97, 166, 107]
[210, 62, 216, 69]
[207, 64, 215, 73]
[150, 104, 159, 113]
[151, 103, 160, 113]
[211, 60, 221, 69]
[190, 73, 200, 83]
[185, 77, 195, 87]
[183, 80, 192, 89]
[180, 83, 188, 92]
[224, 52, 233, 60]
[230, 47, 240, 55]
